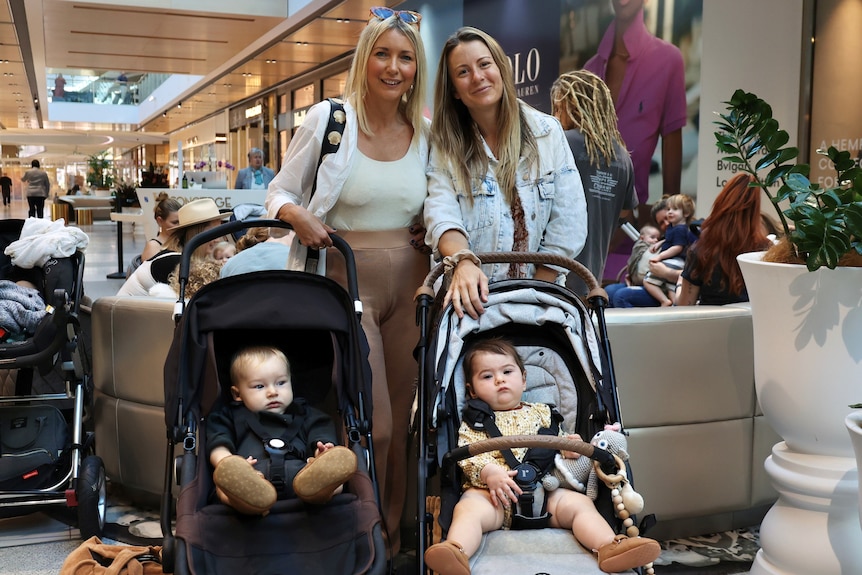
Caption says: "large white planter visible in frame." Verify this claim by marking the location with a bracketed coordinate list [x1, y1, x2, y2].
[846, 411, 862, 532]
[738, 252, 862, 575]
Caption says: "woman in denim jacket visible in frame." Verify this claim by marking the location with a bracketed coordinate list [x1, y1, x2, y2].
[424, 27, 587, 320]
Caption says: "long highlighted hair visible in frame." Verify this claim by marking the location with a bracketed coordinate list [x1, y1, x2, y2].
[344, 14, 427, 144]
[431, 26, 537, 205]
[550, 70, 624, 168]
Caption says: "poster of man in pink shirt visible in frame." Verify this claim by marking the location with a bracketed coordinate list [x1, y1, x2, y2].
[563, 0, 701, 281]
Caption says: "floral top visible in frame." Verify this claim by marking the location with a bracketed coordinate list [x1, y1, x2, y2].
[458, 402, 558, 488]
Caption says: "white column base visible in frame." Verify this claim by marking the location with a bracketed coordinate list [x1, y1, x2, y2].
[750, 442, 861, 575]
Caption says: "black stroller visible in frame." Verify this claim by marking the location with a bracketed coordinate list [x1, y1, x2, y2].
[414, 253, 653, 574]
[0, 218, 105, 539]
[161, 219, 386, 575]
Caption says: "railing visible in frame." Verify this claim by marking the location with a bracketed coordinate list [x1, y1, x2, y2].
[48, 72, 171, 106]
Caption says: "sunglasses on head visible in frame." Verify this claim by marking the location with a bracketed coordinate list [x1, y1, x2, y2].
[369, 6, 421, 28]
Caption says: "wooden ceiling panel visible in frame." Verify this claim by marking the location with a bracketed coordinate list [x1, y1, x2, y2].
[262, 41, 355, 65]
[4, 0, 396, 154]
[284, 20, 366, 47]
[0, 25, 17, 44]
[42, 2, 284, 73]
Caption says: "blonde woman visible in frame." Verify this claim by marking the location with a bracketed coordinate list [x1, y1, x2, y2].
[550, 70, 636, 292]
[266, 7, 430, 555]
[424, 27, 587, 319]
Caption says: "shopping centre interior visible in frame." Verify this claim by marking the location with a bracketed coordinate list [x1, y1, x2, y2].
[1, 0, 860, 574]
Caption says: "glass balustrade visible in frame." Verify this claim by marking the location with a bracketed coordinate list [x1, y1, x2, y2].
[47, 71, 171, 106]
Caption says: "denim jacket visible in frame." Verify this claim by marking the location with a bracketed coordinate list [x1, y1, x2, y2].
[424, 102, 587, 281]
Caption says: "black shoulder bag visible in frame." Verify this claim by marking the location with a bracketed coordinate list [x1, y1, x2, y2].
[304, 98, 346, 273]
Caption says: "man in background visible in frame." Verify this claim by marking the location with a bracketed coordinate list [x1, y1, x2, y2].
[234, 148, 275, 190]
[0, 170, 12, 207]
[21, 160, 51, 219]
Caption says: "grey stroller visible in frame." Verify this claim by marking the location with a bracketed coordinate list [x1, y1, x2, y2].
[414, 252, 654, 574]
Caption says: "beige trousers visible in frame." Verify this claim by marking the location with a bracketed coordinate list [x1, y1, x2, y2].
[327, 229, 429, 555]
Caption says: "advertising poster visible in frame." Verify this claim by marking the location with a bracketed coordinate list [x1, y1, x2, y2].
[807, 0, 862, 189]
[562, 0, 703, 206]
[463, 0, 562, 113]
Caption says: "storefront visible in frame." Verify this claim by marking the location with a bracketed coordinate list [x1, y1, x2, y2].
[229, 58, 349, 175]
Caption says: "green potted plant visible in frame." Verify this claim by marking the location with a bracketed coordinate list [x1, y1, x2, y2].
[114, 181, 140, 208]
[715, 89, 862, 574]
[715, 88, 862, 270]
[86, 151, 115, 190]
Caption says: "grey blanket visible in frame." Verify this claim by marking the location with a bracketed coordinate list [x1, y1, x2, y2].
[0, 280, 47, 337]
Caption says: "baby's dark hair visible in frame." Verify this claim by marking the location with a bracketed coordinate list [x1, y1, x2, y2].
[462, 337, 526, 384]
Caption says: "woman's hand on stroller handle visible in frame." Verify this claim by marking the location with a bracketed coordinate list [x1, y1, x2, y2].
[444, 259, 489, 319]
[277, 203, 335, 249]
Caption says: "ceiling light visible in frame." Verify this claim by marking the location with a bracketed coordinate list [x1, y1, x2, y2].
[177, 102, 182, 108]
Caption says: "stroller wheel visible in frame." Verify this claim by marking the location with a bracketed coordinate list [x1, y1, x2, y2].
[77, 455, 107, 539]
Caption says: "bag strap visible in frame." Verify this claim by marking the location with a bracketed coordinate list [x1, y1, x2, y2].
[305, 97, 346, 273]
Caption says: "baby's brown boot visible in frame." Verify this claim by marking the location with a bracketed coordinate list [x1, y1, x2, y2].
[292, 446, 357, 504]
[424, 540, 470, 575]
[597, 534, 661, 573]
[213, 455, 277, 515]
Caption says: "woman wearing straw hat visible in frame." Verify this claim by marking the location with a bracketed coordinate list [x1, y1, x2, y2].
[117, 198, 232, 297]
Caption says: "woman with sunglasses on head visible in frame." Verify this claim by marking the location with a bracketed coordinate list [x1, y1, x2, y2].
[424, 27, 587, 320]
[266, 7, 429, 557]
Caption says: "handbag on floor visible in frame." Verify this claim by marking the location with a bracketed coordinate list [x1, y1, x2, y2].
[60, 536, 163, 575]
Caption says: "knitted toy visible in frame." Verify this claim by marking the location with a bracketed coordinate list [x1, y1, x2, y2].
[541, 425, 644, 516]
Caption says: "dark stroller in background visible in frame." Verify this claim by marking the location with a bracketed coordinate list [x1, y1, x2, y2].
[161, 219, 386, 575]
[414, 252, 652, 574]
[0, 218, 105, 539]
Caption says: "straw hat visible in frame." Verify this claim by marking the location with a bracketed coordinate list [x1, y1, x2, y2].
[173, 198, 232, 230]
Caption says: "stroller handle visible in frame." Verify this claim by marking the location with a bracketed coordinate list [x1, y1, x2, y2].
[443, 434, 618, 476]
[415, 251, 607, 304]
[177, 218, 360, 303]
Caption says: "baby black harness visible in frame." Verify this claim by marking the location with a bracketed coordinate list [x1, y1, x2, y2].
[461, 399, 563, 530]
[230, 400, 312, 498]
